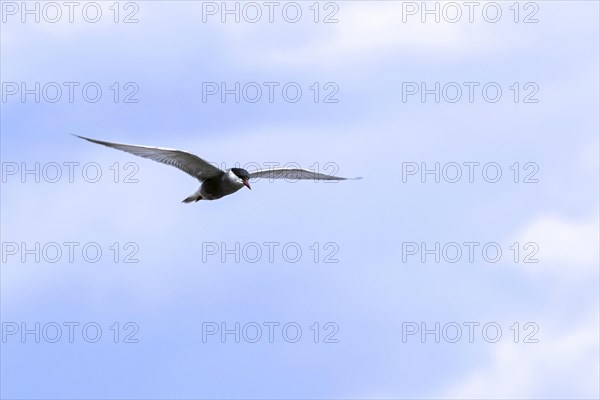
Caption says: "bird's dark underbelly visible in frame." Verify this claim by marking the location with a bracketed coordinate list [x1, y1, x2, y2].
[200, 178, 223, 200]
[200, 178, 241, 200]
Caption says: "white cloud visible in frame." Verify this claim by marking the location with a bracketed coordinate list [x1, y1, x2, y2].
[509, 213, 599, 277]
[450, 208, 600, 398]
[442, 307, 600, 399]
[265, 3, 466, 67]
[214, 2, 544, 70]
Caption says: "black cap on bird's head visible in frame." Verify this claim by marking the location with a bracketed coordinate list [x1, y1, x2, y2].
[231, 168, 251, 190]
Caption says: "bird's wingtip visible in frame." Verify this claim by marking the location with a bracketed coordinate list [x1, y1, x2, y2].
[72, 134, 102, 144]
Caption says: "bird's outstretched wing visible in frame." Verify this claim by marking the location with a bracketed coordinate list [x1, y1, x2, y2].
[74, 135, 223, 181]
[249, 168, 362, 181]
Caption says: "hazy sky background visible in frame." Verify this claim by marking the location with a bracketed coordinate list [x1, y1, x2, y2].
[1, 1, 599, 399]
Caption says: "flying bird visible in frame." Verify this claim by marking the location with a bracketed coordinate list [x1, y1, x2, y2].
[74, 135, 361, 202]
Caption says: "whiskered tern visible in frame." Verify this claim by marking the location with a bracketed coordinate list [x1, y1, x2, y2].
[75, 135, 361, 202]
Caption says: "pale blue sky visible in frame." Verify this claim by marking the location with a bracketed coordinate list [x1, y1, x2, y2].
[1, 1, 599, 399]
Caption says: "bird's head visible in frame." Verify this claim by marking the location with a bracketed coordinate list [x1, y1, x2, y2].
[231, 168, 251, 190]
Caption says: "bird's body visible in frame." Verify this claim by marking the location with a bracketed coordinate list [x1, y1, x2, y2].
[74, 135, 361, 202]
[183, 170, 245, 202]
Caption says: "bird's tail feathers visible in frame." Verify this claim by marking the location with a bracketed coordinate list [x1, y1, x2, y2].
[182, 192, 202, 203]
